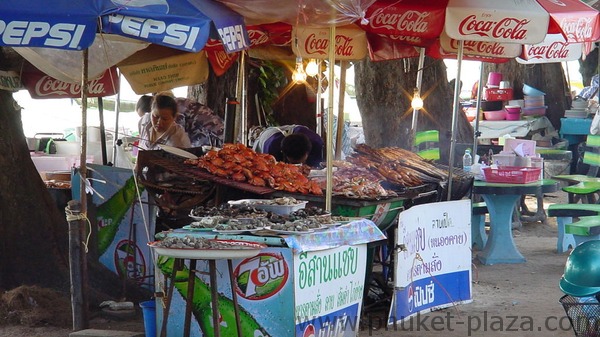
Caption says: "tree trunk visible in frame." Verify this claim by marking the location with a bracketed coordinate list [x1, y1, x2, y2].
[579, 47, 598, 86]
[483, 60, 569, 130]
[0, 89, 69, 290]
[354, 57, 473, 164]
[0, 50, 150, 303]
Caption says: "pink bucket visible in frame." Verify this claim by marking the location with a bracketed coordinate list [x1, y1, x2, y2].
[487, 72, 502, 87]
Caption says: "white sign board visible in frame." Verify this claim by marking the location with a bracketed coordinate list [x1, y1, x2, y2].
[294, 245, 367, 337]
[389, 200, 472, 323]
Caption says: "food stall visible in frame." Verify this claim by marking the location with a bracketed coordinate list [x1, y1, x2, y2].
[135, 140, 471, 336]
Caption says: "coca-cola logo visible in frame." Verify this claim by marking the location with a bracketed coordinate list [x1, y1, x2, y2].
[212, 50, 233, 69]
[248, 29, 269, 47]
[386, 34, 424, 45]
[458, 15, 529, 40]
[368, 9, 431, 35]
[561, 17, 593, 42]
[204, 38, 221, 49]
[34, 76, 106, 97]
[304, 33, 356, 57]
[526, 41, 571, 59]
[450, 39, 506, 56]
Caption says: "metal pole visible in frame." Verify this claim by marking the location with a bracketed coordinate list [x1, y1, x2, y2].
[316, 60, 323, 136]
[98, 97, 107, 165]
[335, 61, 347, 160]
[447, 41, 464, 201]
[472, 63, 485, 156]
[112, 72, 122, 166]
[326, 25, 336, 212]
[410, 48, 426, 148]
[239, 52, 247, 145]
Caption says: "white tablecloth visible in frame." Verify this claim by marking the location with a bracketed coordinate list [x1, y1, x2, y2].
[471, 117, 553, 139]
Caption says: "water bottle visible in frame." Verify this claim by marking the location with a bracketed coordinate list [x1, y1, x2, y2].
[463, 149, 473, 173]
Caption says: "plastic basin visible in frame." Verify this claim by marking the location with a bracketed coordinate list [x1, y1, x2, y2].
[505, 105, 521, 113]
[523, 84, 545, 96]
[484, 110, 506, 121]
[506, 112, 521, 120]
[522, 106, 547, 116]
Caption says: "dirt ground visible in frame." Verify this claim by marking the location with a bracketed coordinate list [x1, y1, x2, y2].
[0, 192, 579, 337]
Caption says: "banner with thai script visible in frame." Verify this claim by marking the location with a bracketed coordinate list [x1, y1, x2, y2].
[0, 70, 22, 91]
[292, 25, 367, 61]
[445, 0, 549, 44]
[118, 45, 208, 94]
[389, 200, 472, 323]
[294, 245, 367, 337]
[22, 67, 118, 98]
[518, 34, 582, 64]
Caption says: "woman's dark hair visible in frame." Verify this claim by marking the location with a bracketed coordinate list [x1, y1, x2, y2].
[281, 133, 312, 163]
[152, 93, 178, 117]
[136, 95, 153, 114]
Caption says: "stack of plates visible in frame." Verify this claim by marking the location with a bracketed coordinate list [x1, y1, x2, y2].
[565, 109, 588, 119]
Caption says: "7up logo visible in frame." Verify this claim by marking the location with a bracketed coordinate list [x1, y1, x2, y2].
[234, 253, 289, 300]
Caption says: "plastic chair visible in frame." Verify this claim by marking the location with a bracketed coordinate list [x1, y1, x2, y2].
[414, 130, 440, 161]
[554, 134, 600, 204]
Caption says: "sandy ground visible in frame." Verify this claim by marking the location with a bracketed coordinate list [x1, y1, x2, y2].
[0, 192, 578, 337]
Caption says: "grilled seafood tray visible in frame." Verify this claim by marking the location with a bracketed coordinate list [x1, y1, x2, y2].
[137, 150, 274, 195]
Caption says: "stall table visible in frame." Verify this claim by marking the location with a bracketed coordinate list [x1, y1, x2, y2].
[153, 219, 386, 337]
[473, 179, 558, 265]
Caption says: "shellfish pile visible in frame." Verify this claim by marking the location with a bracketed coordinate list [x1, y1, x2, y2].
[185, 143, 322, 195]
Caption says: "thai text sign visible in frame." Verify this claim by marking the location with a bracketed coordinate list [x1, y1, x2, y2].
[119, 49, 208, 94]
[292, 25, 367, 61]
[390, 200, 472, 323]
[294, 245, 367, 337]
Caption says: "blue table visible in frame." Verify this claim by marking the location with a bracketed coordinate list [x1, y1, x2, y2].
[473, 179, 558, 265]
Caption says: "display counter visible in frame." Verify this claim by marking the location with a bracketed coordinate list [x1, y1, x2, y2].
[152, 219, 385, 337]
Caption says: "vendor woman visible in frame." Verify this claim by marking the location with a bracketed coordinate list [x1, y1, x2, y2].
[138, 93, 191, 150]
[253, 125, 324, 167]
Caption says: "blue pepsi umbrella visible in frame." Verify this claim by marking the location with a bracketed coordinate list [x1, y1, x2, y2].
[0, 0, 249, 53]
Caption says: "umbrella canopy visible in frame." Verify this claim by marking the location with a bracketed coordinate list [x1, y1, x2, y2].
[0, 0, 249, 52]
[0, 0, 250, 83]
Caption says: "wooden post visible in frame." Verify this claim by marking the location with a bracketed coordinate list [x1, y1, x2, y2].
[67, 200, 85, 330]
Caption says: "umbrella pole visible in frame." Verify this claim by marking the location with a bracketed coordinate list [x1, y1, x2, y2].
[335, 61, 347, 160]
[75, 48, 90, 329]
[472, 63, 485, 156]
[447, 41, 464, 201]
[326, 25, 336, 212]
[410, 48, 426, 147]
[112, 72, 121, 166]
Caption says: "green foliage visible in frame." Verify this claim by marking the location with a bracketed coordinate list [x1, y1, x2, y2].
[252, 60, 286, 125]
